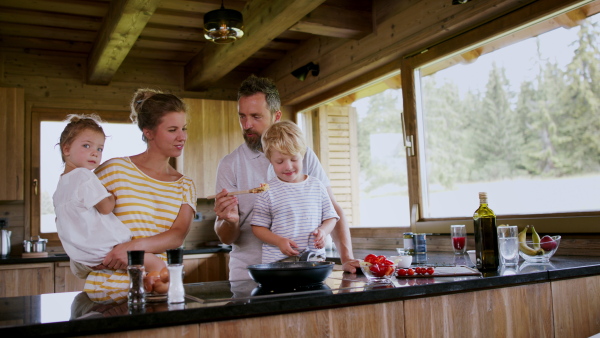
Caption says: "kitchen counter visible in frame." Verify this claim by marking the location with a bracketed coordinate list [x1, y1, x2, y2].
[0, 247, 231, 265]
[1, 253, 600, 337]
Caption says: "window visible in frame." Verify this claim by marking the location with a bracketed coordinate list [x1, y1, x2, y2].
[31, 109, 145, 241]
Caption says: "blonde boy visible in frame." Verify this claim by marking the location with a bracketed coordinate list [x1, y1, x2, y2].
[250, 121, 339, 263]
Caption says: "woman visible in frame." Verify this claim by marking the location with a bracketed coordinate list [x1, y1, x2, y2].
[83, 89, 197, 303]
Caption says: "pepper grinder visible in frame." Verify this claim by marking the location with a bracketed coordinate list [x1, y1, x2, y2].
[127, 250, 146, 306]
[167, 248, 185, 304]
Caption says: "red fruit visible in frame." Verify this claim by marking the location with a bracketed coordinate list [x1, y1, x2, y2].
[426, 267, 435, 275]
[397, 269, 407, 277]
[383, 259, 394, 265]
[375, 255, 387, 264]
[407, 268, 415, 276]
[540, 235, 557, 251]
[364, 254, 377, 264]
[370, 264, 383, 277]
[383, 266, 394, 276]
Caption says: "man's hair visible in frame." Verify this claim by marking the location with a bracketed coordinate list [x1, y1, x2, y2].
[261, 121, 307, 160]
[237, 75, 281, 114]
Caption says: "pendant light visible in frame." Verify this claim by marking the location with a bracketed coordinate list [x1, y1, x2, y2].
[203, 0, 244, 44]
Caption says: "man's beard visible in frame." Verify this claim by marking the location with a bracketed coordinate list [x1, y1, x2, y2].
[244, 131, 262, 152]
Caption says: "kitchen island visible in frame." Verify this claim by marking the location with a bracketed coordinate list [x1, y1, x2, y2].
[1, 253, 599, 337]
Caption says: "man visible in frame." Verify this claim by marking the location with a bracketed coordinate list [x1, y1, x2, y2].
[214, 75, 360, 281]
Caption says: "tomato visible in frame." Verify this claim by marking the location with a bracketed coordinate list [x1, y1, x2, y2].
[369, 264, 382, 277]
[397, 268, 407, 277]
[383, 266, 394, 276]
[375, 255, 387, 264]
[426, 267, 435, 275]
[415, 267, 422, 274]
[407, 268, 415, 276]
[383, 259, 394, 265]
[364, 254, 377, 264]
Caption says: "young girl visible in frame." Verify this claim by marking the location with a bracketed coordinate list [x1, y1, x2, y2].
[53, 114, 165, 279]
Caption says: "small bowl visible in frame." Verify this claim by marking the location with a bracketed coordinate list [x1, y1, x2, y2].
[359, 260, 396, 283]
[518, 235, 560, 263]
[390, 255, 412, 268]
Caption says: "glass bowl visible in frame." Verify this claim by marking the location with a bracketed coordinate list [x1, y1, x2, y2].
[518, 235, 560, 263]
[359, 260, 396, 283]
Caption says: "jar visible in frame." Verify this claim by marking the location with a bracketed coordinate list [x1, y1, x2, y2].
[29, 236, 48, 253]
[403, 232, 415, 255]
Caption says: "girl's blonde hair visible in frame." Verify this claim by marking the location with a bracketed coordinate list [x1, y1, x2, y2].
[261, 121, 307, 160]
[58, 114, 105, 163]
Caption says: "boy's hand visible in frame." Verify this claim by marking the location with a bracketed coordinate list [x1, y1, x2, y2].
[312, 228, 327, 249]
[276, 238, 300, 256]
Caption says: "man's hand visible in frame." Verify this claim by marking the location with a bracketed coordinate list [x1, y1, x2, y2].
[214, 189, 240, 225]
[341, 259, 360, 274]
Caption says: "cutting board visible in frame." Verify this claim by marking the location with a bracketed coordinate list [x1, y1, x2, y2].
[399, 265, 481, 278]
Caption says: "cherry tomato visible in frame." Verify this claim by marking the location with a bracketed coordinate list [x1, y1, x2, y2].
[415, 267, 422, 274]
[364, 254, 377, 264]
[407, 268, 415, 276]
[426, 267, 435, 275]
[397, 268, 407, 277]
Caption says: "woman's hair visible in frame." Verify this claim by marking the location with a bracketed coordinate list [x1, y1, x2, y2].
[130, 88, 187, 142]
[261, 121, 307, 160]
[58, 114, 105, 163]
[237, 75, 281, 115]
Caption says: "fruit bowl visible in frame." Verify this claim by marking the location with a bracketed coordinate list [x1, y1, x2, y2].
[359, 259, 396, 283]
[519, 235, 560, 263]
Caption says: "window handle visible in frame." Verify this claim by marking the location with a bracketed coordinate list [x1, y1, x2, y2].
[401, 112, 415, 157]
[33, 179, 38, 196]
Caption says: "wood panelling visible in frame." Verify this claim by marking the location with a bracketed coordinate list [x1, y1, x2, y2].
[552, 275, 600, 337]
[0, 87, 24, 200]
[0, 263, 54, 297]
[54, 261, 86, 293]
[404, 283, 554, 338]
[182, 253, 228, 283]
[182, 98, 242, 198]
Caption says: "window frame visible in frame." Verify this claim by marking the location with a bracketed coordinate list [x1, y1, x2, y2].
[400, 0, 600, 234]
[29, 108, 132, 245]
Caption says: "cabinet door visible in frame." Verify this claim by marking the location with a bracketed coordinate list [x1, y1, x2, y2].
[552, 275, 600, 337]
[54, 261, 86, 293]
[0, 87, 25, 200]
[183, 253, 228, 283]
[0, 263, 54, 297]
[182, 99, 242, 198]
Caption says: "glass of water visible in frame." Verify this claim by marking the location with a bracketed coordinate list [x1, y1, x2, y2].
[497, 225, 519, 266]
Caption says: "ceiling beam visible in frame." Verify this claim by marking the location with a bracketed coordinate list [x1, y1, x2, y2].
[184, 0, 326, 91]
[289, 4, 372, 39]
[87, 0, 162, 85]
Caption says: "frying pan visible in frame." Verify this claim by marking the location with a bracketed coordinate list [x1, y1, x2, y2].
[247, 261, 334, 286]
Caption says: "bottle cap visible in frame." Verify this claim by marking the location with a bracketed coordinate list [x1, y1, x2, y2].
[127, 250, 145, 266]
[479, 192, 487, 200]
[167, 248, 183, 264]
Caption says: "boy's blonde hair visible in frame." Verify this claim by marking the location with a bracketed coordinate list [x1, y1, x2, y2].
[261, 121, 307, 160]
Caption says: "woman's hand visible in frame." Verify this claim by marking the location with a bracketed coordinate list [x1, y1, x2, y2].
[102, 242, 136, 270]
[277, 237, 299, 257]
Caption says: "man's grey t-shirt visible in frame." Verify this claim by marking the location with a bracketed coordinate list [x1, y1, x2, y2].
[215, 143, 330, 281]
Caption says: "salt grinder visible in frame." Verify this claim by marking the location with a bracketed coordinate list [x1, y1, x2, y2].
[167, 248, 185, 304]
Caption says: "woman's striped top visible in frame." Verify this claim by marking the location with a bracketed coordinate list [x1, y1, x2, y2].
[83, 157, 197, 303]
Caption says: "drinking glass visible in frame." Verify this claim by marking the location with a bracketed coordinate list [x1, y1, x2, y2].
[450, 225, 467, 254]
[497, 225, 519, 266]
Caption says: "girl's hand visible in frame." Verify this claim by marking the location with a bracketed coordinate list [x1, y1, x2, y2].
[276, 238, 299, 256]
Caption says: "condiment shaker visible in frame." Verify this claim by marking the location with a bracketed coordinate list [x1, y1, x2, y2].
[167, 248, 185, 304]
[127, 250, 146, 306]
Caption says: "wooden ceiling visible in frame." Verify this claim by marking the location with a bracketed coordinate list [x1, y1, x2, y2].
[0, 0, 372, 93]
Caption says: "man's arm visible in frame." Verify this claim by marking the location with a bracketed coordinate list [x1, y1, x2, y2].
[326, 186, 360, 273]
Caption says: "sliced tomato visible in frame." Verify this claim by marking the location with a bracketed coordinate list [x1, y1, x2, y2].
[383, 266, 394, 276]
[369, 264, 382, 277]
[364, 254, 377, 264]
[383, 259, 394, 265]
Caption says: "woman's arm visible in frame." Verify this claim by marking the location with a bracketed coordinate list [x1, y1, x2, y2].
[101, 204, 195, 270]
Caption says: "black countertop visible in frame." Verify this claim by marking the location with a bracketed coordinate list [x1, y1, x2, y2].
[2, 252, 600, 337]
[0, 247, 230, 265]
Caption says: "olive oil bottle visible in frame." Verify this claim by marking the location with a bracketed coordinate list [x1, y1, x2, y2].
[473, 192, 499, 271]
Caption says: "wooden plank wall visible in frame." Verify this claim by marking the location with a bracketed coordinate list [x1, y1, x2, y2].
[318, 105, 360, 226]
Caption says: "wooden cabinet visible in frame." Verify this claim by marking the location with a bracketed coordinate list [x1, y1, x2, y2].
[552, 275, 600, 337]
[54, 261, 86, 293]
[0, 263, 54, 297]
[181, 99, 242, 198]
[0, 87, 25, 200]
[183, 253, 228, 283]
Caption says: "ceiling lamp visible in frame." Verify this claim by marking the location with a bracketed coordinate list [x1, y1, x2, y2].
[291, 62, 320, 81]
[203, 0, 244, 44]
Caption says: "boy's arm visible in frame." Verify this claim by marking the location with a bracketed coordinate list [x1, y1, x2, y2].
[252, 225, 299, 256]
[94, 193, 115, 215]
[313, 217, 337, 249]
